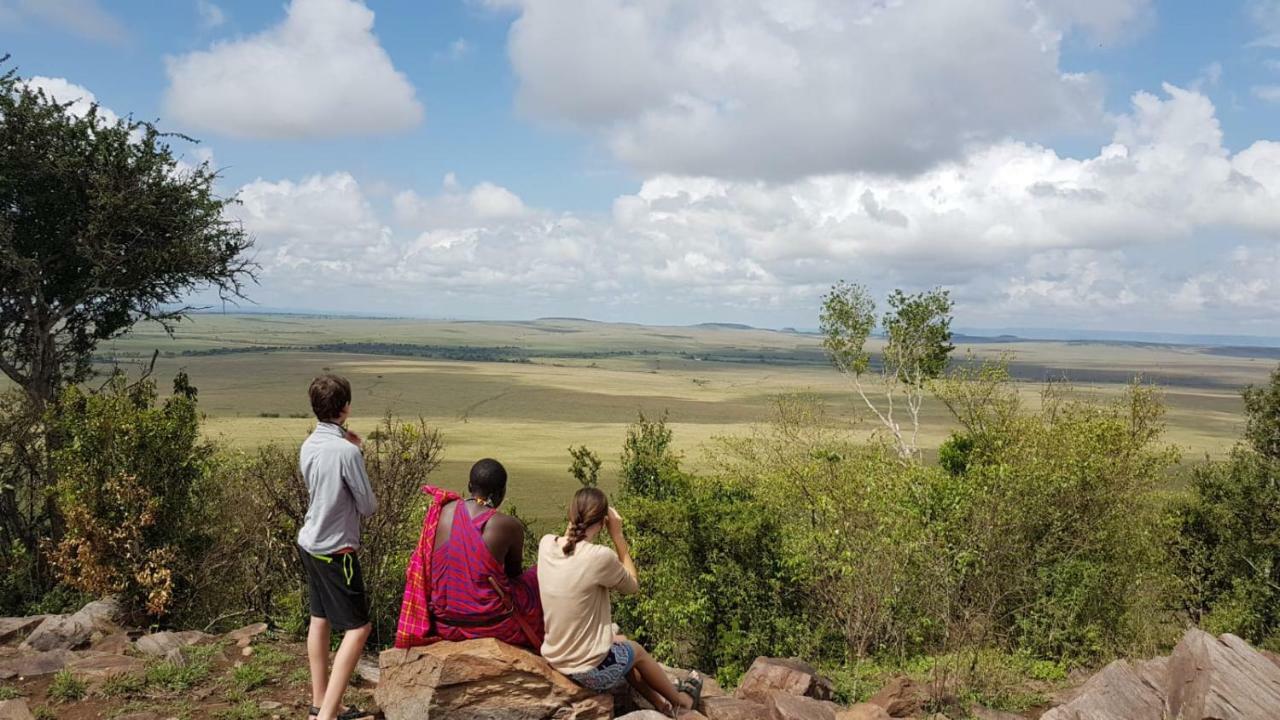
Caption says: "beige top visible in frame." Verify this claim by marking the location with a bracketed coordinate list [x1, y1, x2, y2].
[537, 534, 639, 675]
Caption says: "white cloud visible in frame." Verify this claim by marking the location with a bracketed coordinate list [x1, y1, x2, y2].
[235, 85, 1280, 331]
[163, 0, 423, 139]
[22, 76, 120, 125]
[197, 0, 226, 29]
[437, 37, 470, 62]
[1253, 85, 1280, 103]
[498, 0, 1150, 179]
[0, 0, 126, 43]
[1249, 0, 1280, 46]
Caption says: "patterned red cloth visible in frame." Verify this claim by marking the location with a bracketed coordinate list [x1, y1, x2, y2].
[394, 485, 460, 648]
[430, 500, 544, 649]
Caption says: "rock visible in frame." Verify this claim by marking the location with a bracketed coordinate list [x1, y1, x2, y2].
[735, 658, 835, 705]
[66, 651, 145, 678]
[241, 646, 254, 658]
[836, 704, 892, 720]
[0, 618, 47, 647]
[21, 598, 122, 652]
[375, 639, 613, 720]
[1040, 659, 1165, 720]
[114, 713, 160, 720]
[867, 677, 925, 718]
[765, 691, 840, 720]
[165, 647, 188, 667]
[1263, 649, 1280, 671]
[135, 630, 210, 657]
[355, 655, 381, 686]
[259, 701, 284, 711]
[226, 622, 269, 644]
[969, 707, 1021, 720]
[90, 632, 135, 654]
[1165, 628, 1280, 719]
[701, 697, 771, 720]
[0, 649, 73, 678]
[0, 699, 34, 720]
[616, 713, 670, 720]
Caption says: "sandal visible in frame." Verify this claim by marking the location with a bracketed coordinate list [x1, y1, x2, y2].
[309, 706, 372, 720]
[675, 672, 704, 716]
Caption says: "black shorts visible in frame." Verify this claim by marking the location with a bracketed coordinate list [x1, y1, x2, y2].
[298, 546, 370, 631]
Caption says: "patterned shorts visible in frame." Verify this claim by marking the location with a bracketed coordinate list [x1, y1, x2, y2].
[569, 641, 637, 692]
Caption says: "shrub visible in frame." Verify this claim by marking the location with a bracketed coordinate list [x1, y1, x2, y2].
[0, 391, 54, 615]
[1174, 363, 1280, 647]
[187, 414, 442, 647]
[47, 372, 215, 619]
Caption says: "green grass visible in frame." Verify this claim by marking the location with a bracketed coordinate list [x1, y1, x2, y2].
[214, 700, 266, 720]
[32, 707, 56, 720]
[97, 672, 147, 698]
[47, 669, 87, 702]
[48, 313, 1265, 522]
[0, 685, 21, 700]
[145, 644, 220, 693]
[228, 663, 269, 693]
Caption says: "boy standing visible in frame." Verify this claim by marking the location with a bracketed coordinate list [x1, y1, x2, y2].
[297, 374, 378, 720]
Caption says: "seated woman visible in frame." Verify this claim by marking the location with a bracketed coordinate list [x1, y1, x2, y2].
[426, 459, 543, 649]
[538, 488, 701, 716]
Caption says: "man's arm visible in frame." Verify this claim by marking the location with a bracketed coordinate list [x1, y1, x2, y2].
[494, 515, 527, 578]
[341, 447, 379, 517]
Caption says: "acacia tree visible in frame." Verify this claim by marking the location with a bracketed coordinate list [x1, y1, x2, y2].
[0, 61, 253, 409]
[819, 282, 954, 461]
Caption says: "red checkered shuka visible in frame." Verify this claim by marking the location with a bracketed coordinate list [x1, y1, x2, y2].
[394, 485, 461, 648]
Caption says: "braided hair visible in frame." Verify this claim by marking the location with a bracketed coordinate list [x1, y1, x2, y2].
[563, 487, 608, 556]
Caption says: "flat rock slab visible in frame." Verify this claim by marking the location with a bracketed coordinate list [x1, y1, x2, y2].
[735, 657, 835, 705]
[376, 639, 613, 720]
[67, 651, 146, 678]
[0, 649, 73, 678]
[837, 704, 892, 720]
[767, 691, 842, 720]
[0, 618, 47, 647]
[0, 699, 34, 720]
[21, 598, 122, 652]
[226, 622, 269, 644]
[135, 630, 211, 657]
[702, 697, 771, 720]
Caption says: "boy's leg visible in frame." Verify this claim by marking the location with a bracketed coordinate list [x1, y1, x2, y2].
[307, 616, 331, 711]
[317, 623, 372, 720]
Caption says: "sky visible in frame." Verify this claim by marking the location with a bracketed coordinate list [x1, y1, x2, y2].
[5, 0, 1280, 335]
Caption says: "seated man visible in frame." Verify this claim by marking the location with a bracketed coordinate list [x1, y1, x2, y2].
[398, 459, 542, 649]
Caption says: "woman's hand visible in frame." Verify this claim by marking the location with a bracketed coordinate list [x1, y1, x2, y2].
[606, 506, 624, 533]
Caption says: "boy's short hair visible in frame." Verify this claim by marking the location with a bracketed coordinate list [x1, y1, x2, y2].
[468, 458, 508, 505]
[309, 374, 352, 422]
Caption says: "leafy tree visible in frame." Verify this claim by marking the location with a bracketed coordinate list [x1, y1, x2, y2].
[819, 282, 954, 461]
[620, 412, 681, 498]
[568, 444, 602, 487]
[1243, 364, 1280, 461]
[0, 60, 253, 408]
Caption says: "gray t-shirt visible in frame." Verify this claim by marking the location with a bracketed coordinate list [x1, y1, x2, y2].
[296, 422, 378, 555]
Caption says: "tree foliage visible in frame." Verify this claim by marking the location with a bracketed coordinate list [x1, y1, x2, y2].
[819, 282, 954, 460]
[568, 444, 602, 488]
[0, 61, 253, 407]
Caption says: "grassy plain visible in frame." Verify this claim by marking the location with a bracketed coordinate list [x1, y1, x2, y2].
[82, 313, 1273, 522]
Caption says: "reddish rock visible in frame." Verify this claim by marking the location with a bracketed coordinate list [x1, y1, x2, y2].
[836, 704, 892, 720]
[701, 696, 771, 720]
[1165, 629, 1280, 719]
[1040, 659, 1166, 720]
[0, 649, 73, 678]
[735, 658, 834, 705]
[766, 691, 841, 720]
[90, 632, 135, 654]
[226, 622, 269, 644]
[375, 638, 613, 720]
[0, 699, 34, 720]
[867, 677, 926, 718]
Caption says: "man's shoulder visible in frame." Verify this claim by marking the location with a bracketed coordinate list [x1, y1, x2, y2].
[489, 512, 525, 535]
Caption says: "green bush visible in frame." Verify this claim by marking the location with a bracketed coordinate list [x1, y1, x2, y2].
[47, 372, 216, 619]
[1174, 364, 1280, 647]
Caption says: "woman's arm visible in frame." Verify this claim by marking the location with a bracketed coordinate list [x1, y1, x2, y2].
[606, 507, 639, 589]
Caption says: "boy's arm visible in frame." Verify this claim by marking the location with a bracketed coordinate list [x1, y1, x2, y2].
[341, 447, 379, 517]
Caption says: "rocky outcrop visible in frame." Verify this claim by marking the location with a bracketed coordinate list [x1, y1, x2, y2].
[866, 677, 925, 718]
[0, 617, 46, 646]
[135, 630, 210, 657]
[0, 699, 34, 720]
[20, 598, 122, 652]
[1044, 628, 1280, 720]
[375, 639, 613, 720]
[1165, 628, 1280, 719]
[735, 657, 835, 705]
[766, 691, 842, 720]
[702, 696, 772, 720]
[0, 649, 73, 679]
[836, 705, 892, 720]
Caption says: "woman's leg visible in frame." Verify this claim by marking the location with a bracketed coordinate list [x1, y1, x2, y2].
[626, 666, 672, 714]
[618, 636, 694, 714]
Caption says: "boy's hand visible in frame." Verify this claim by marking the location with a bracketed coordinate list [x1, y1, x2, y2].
[345, 429, 363, 448]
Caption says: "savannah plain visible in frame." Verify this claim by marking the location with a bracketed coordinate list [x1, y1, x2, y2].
[86, 313, 1276, 524]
